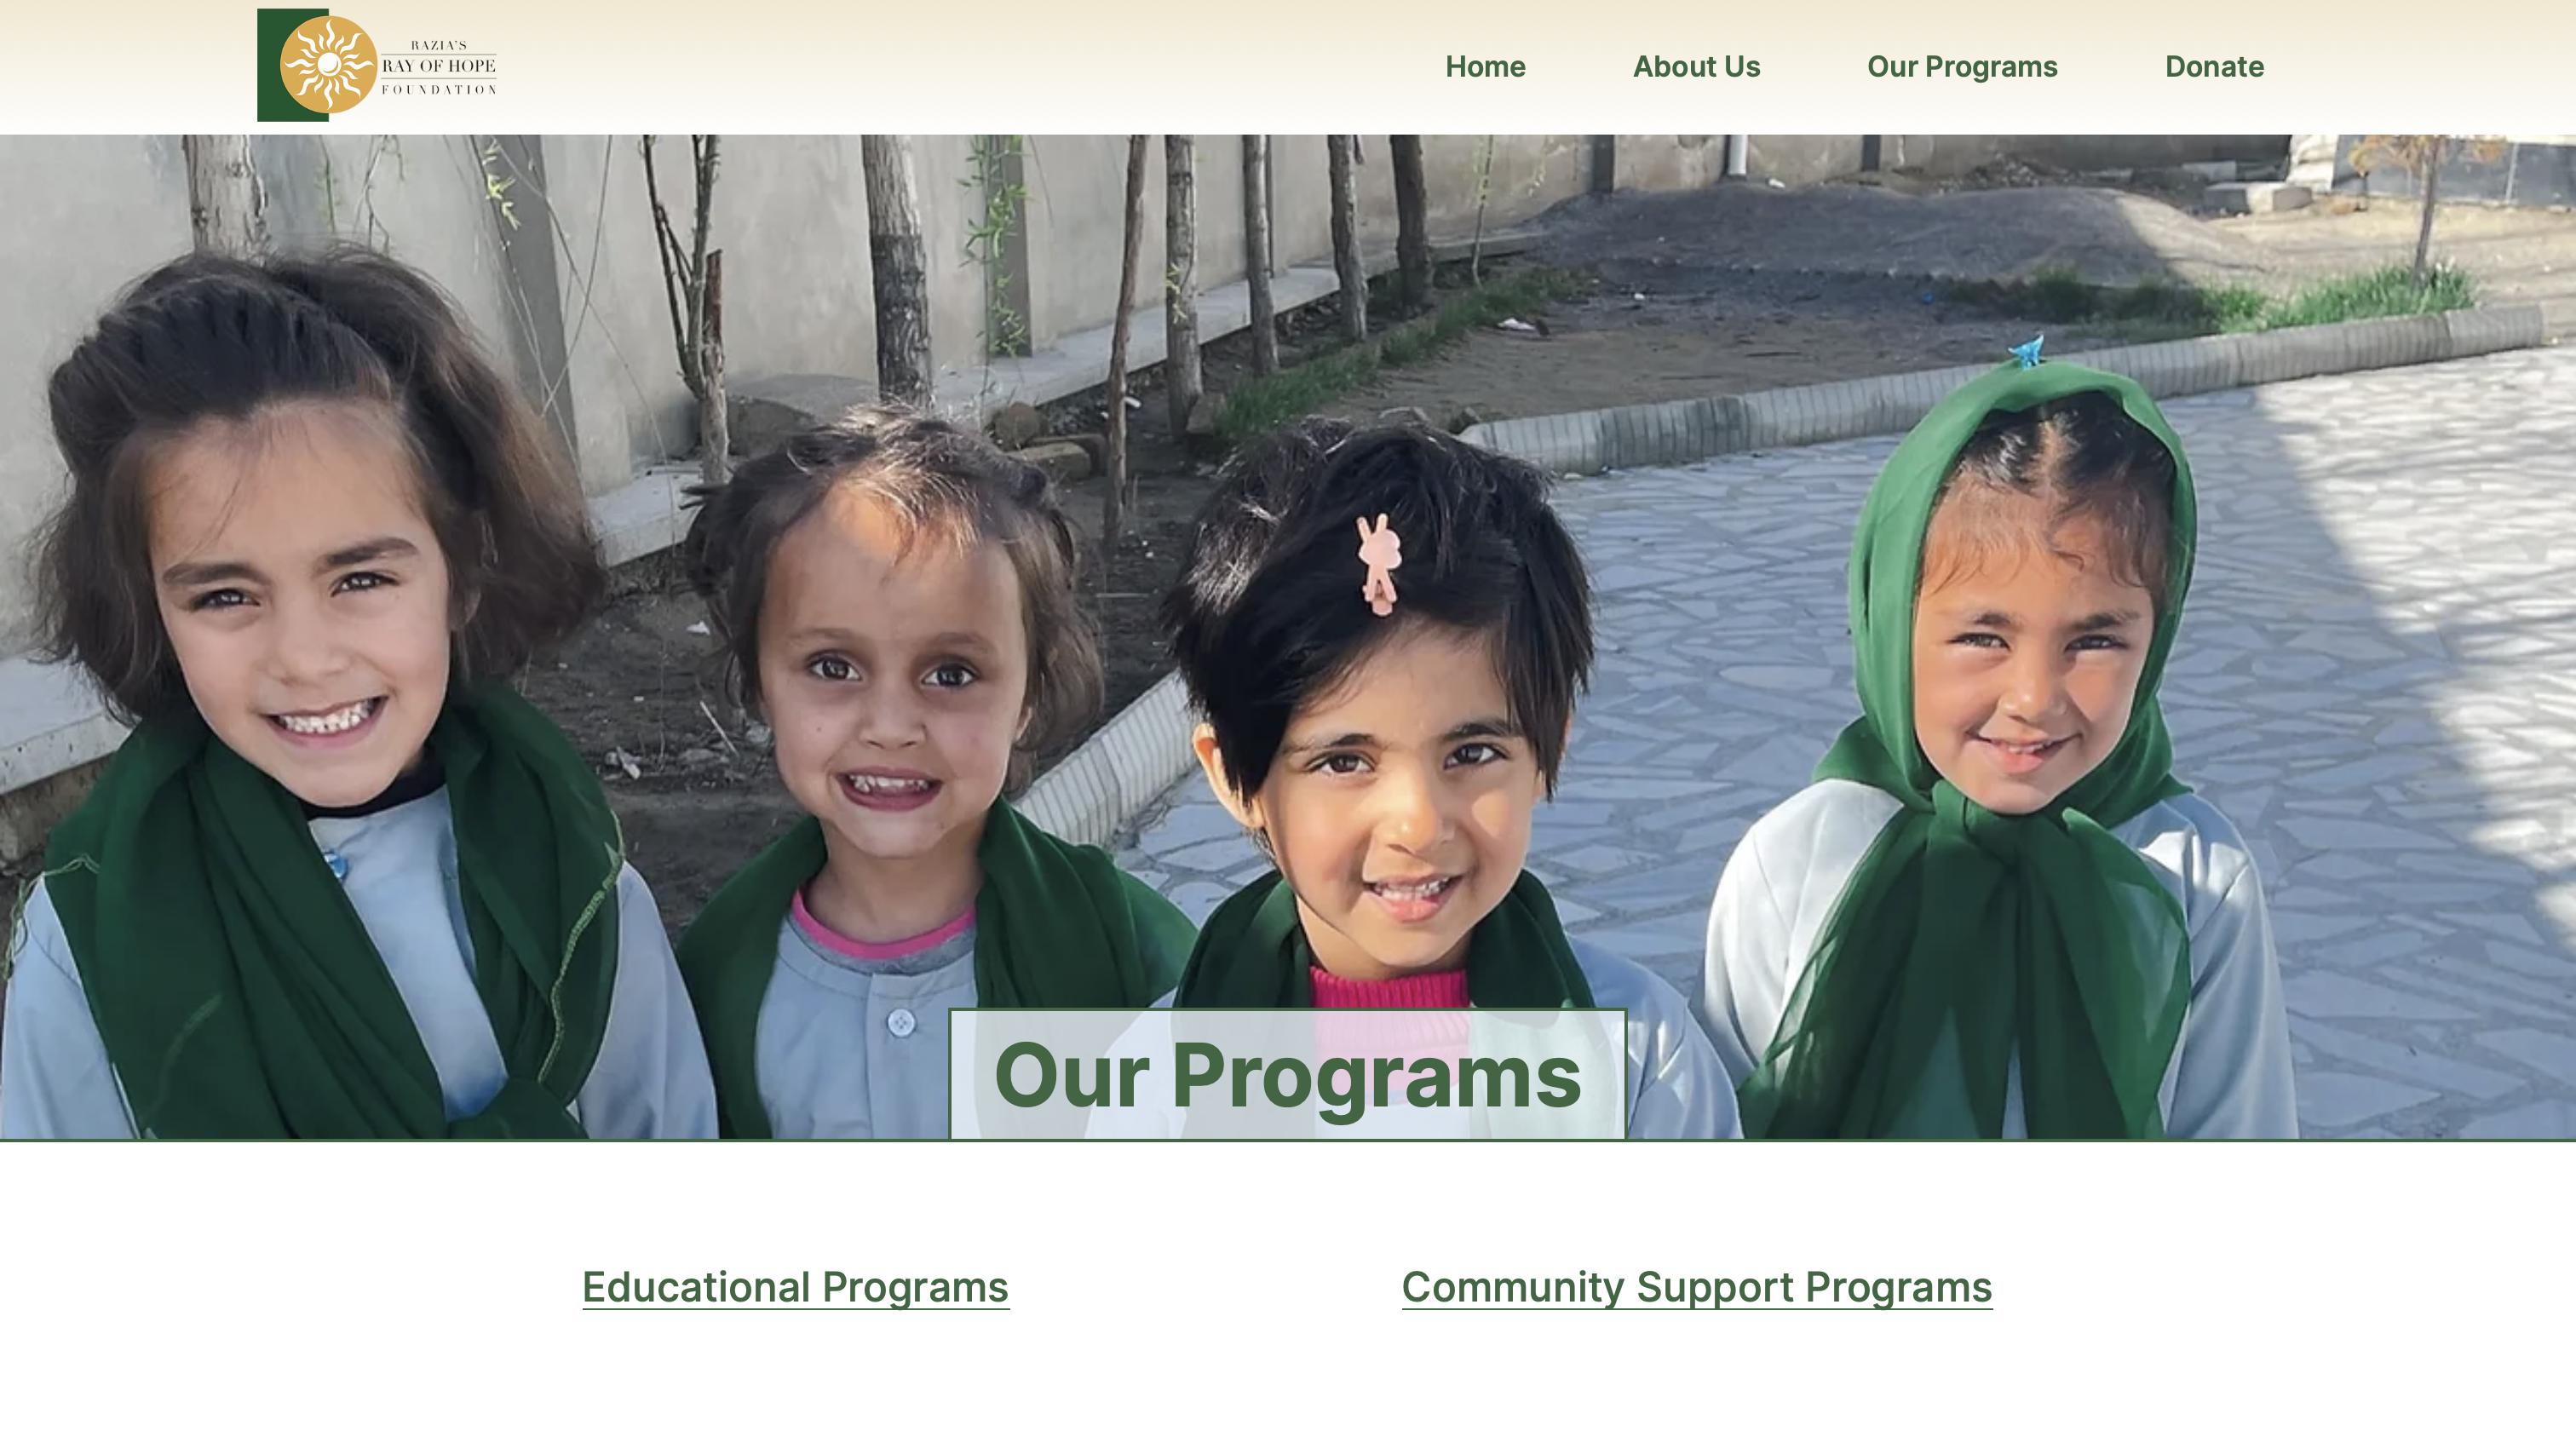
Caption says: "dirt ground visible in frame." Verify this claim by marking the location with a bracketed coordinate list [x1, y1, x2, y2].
[304, 171, 2576, 935]
[1330, 180, 2576, 429]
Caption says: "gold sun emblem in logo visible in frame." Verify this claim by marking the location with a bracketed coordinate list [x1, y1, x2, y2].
[280, 17, 379, 114]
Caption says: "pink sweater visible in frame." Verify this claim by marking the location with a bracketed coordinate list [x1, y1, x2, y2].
[1308, 964, 1471, 1009]
[1309, 965, 1470, 1064]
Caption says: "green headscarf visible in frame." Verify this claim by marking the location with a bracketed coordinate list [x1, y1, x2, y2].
[42, 681, 624, 1138]
[1172, 870, 1593, 1009]
[676, 798, 1188, 1138]
[1737, 358, 2199, 1139]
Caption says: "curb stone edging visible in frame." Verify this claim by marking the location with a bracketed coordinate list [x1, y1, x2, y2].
[1018, 670, 1197, 851]
[1025, 306, 2555, 853]
[1457, 306, 2552, 475]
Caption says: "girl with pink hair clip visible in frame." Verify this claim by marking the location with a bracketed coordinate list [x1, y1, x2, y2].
[1158, 420, 1738, 1138]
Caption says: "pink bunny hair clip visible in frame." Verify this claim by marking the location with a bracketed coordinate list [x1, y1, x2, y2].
[1357, 513, 1402, 617]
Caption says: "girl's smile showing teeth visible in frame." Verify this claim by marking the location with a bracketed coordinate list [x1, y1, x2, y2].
[269, 697, 382, 742]
[1975, 733, 2068, 775]
[838, 769, 940, 812]
[1366, 873, 1461, 924]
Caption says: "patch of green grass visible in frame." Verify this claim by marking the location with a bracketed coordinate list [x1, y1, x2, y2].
[1208, 346, 1383, 445]
[1948, 263, 2475, 342]
[2204, 285, 2274, 330]
[2077, 279, 2268, 343]
[2226, 262, 2476, 332]
[1213, 266, 1590, 449]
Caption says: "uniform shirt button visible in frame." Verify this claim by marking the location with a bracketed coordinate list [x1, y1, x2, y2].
[888, 1008, 917, 1037]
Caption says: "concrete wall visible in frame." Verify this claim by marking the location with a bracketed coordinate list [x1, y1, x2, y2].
[1360, 135, 1594, 238]
[1613, 135, 1730, 192]
[544, 135, 716, 495]
[0, 138, 194, 645]
[1013, 135, 1593, 348]
[543, 135, 981, 500]
[2330, 135, 2576, 210]
[1268, 135, 1337, 280]
[1873, 135, 2288, 177]
[1750, 135, 1868, 187]
[1195, 136, 1251, 296]
[1021, 135, 1255, 348]
[1746, 135, 2290, 185]
[0, 133, 1725, 663]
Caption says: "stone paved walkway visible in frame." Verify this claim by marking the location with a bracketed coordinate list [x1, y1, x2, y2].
[1118, 347, 2576, 1138]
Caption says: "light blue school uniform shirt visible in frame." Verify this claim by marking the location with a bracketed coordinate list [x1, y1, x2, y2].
[1699, 779, 2299, 1138]
[1, 786, 717, 1138]
[744, 884, 1193, 1140]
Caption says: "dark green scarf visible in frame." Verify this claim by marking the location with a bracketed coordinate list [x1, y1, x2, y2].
[1171, 870, 1593, 1009]
[1738, 359, 2198, 1140]
[42, 681, 624, 1139]
[676, 798, 1180, 1138]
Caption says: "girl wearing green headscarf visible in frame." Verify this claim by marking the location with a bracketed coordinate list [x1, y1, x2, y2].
[4, 250, 715, 1139]
[1698, 356, 2296, 1138]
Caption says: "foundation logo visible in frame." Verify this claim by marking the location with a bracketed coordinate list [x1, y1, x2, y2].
[258, 10, 377, 121]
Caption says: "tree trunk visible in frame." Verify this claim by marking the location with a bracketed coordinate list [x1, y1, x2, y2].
[1164, 135, 1203, 437]
[641, 135, 697, 399]
[861, 135, 934, 406]
[1243, 135, 1279, 376]
[1104, 135, 1151, 573]
[1469, 135, 1498, 286]
[1391, 135, 1431, 313]
[1326, 135, 1367, 342]
[644, 135, 722, 415]
[2413, 152, 2441, 284]
[183, 135, 270, 257]
[699, 249, 730, 486]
